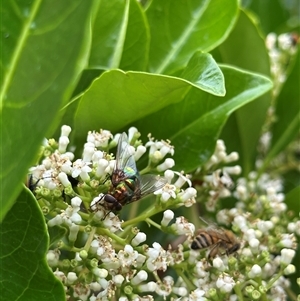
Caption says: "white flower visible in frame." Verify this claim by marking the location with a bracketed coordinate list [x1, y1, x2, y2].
[73, 283, 91, 300]
[178, 187, 197, 207]
[249, 238, 260, 249]
[117, 245, 139, 267]
[256, 220, 273, 233]
[63, 205, 82, 225]
[102, 212, 122, 233]
[87, 129, 112, 148]
[138, 281, 157, 292]
[46, 250, 60, 267]
[136, 253, 147, 268]
[128, 126, 139, 141]
[90, 282, 101, 292]
[157, 158, 175, 172]
[216, 274, 235, 293]
[58, 172, 71, 187]
[67, 272, 78, 285]
[131, 270, 148, 285]
[223, 165, 242, 175]
[280, 248, 296, 266]
[287, 221, 300, 236]
[173, 171, 192, 188]
[155, 276, 173, 298]
[194, 261, 209, 278]
[53, 269, 66, 283]
[213, 257, 226, 271]
[283, 264, 296, 275]
[131, 232, 147, 246]
[172, 286, 187, 297]
[82, 143, 95, 162]
[61, 125, 72, 137]
[171, 217, 195, 235]
[72, 159, 92, 179]
[58, 136, 69, 153]
[71, 196, 82, 207]
[95, 158, 109, 177]
[134, 145, 147, 161]
[248, 264, 262, 278]
[224, 151, 239, 163]
[68, 223, 79, 242]
[154, 183, 176, 202]
[280, 234, 296, 248]
[112, 274, 124, 286]
[146, 242, 170, 272]
[92, 150, 104, 162]
[93, 268, 108, 278]
[189, 288, 206, 301]
[161, 210, 174, 227]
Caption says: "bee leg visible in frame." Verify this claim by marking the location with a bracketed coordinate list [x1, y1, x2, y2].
[208, 243, 221, 259]
[227, 243, 241, 256]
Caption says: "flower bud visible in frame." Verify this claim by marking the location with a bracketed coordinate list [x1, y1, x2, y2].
[161, 210, 174, 226]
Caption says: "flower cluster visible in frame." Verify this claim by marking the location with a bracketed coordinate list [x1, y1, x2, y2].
[266, 32, 299, 97]
[28, 125, 299, 300]
[193, 139, 241, 212]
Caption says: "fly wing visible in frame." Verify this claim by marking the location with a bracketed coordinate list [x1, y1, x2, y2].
[128, 174, 167, 204]
[138, 174, 167, 198]
[115, 132, 137, 173]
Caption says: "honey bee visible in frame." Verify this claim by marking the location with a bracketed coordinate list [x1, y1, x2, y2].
[191, 226, 240, 259]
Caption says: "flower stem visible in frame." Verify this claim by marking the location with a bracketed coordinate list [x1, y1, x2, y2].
[174, 267, 196, 291]
[122, 206, 158, 228]
[265, 271, 283, 290]
[83, 227, 96, 251]
[233, 282, 244, 301]
[97, 227, 126, 246]
[145, 218, 161, 230]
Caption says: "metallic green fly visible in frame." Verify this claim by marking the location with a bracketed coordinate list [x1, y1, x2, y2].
[92, 132, 167, 212]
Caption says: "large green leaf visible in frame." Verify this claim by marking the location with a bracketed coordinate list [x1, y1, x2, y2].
[181, 52, 225, 96]
[134, 66, 273, 172]
[0, 0, 97, 221]
[73, 56, 225, 141]
[216, 9, 272, 174]
[146, 0, 239, 74]
[244, 0, 294, 34]
[0, 188, 65, 301]
[89, 0, 149, 71]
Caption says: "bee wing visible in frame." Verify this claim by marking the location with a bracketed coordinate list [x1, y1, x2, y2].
[115, 132, 137, 173]
[138, 174, 167, 198]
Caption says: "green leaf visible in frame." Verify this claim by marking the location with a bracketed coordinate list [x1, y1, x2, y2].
[146, 0, 239, 74]
[120, 0, 150, 71]
[48, 226, 67, 248]
[244, 0, 293, 34]
[73, 70, 193, 139]
[0, 0, 97, 221]
[89, 0, 149, 71]
[134, 66, 273, 172]
[0, 188, 65, 301]
[181, 52, 225, 96]
[216, 9, 272, 174]
[285, 185, 300, 211]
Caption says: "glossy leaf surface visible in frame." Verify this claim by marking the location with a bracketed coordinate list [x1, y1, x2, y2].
[0, 0, 96, 221]
[147, 0, 239, 74]
[0, 188, 64, 301]
[134, 66, 273, 172]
